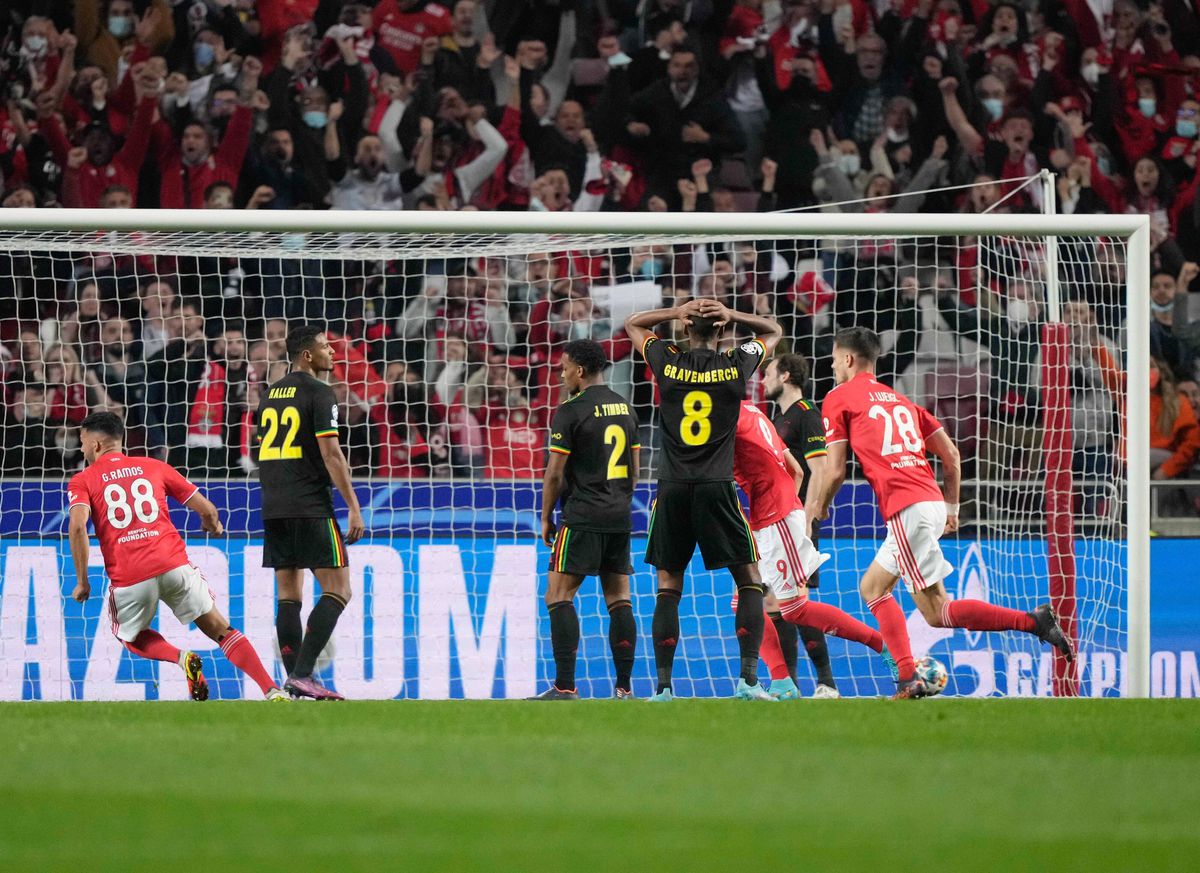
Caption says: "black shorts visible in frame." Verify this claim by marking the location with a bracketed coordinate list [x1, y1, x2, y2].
[549, 526, 633, 577]
[646, 480, 759, 572]
[262, 517, 348, 570]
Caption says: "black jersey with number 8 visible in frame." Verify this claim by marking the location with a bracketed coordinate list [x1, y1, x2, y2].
[256, 371, 339, 520]
[641, 336, 765, 482]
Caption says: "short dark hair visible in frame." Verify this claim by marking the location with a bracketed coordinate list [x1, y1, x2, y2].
[833, 327, 882, 364]
[204, 181, 233, 199]
[771, 353, 810, 387]
[286, 325, 325, 359]
[562, 339, 609, 376]
[1152, 268, 1175, 281]
[80, 411, 124, 440]
[689, 314, 721, 341]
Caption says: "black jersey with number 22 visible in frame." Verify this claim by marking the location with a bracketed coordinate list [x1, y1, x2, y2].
[642, 336, 765, 482]
[549, 385, 640, 532]
[256, 371, 340, 520]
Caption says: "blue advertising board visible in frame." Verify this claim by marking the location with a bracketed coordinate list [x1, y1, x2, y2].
[0, 482, 1195, 700]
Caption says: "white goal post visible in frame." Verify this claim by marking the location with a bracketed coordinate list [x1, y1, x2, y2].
[0, 208, 1150, 699]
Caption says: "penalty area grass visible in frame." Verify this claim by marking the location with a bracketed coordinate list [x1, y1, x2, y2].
[0, 700, 1196, 873]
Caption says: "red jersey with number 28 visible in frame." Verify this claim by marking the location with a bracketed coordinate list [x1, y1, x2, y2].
[733, 402, 802, 530]
[66, 453, 198, 587]
[820, 372, 945, 519]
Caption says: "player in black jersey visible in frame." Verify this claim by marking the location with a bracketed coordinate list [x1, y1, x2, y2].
[256, 325, 365, 700]
[763, 353, 840, 697]
[625, 299, 783, 701]
[531, 339, 641, 700]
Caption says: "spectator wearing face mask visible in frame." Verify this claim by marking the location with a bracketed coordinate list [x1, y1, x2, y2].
[1150, 262, 1199, 379]
[75, 1, 174, 85]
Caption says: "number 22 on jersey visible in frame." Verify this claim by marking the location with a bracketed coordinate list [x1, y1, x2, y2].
[259, 406, 303, 461]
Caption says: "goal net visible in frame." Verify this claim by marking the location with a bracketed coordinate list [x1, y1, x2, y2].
[0, 210, 1149, 700]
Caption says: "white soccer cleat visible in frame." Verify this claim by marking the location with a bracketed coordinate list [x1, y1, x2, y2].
[812, 684, 841, 699]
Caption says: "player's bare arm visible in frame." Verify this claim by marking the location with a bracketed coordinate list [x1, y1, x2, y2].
[318, 435, 365, 543]
[805, 452, 828, 517]
[695, 299, 784, 353]
[68, 504, 92, 603]
[631, 445, 640, 490]
[809, 441, 847, 522]
[623, 300, 706, 352]
[541, 450, 569, 546]
[184, 492, 225, 536]
[784, 449, 804, 491]
[925, 428, 962, 534]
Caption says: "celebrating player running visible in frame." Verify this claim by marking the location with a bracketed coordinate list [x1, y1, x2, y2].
[807, 328, 1074, 698]
[66, 412, 286, 701]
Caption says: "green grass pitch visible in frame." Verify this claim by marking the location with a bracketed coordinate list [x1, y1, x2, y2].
[1, 701, 1196, 872]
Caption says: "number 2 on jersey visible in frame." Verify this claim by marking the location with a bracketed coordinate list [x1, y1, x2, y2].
[680, 390, 713, 446]
[604, 424, 629, 480]
[260, 406, 303, 461]
[868, 404, 923, 456]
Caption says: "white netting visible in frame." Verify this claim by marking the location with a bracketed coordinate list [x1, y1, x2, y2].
[0, 222, 1136, 699]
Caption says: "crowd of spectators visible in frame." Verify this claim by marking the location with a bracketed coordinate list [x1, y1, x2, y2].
[1, 0, 1199, 518]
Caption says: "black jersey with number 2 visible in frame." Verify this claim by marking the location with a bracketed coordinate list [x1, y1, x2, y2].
[256, 371, 340, 520]
[549, 385, 640, 532]
[772, 399, 828, 504]
[642, 336, 765, 482]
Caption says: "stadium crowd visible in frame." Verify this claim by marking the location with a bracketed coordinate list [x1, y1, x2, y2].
[1, 0, 1199, 516]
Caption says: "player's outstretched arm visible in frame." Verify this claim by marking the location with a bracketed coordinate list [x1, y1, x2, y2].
[925, 428, 962, 534]
[808, 441, 847, 522]
[698, 300, 784, 354]
[623, 300, 705, 355]
[184, 492, 225, 536]
[67, 505, 92, 603]
[541, 451, 569, 547]
[318, 435, 365, 544]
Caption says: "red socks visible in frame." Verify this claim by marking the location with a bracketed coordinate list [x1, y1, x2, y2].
[220, 629, 278, 695]
[125, 629, 182, 664]
[867, 593, 914, 681]
[731, 595, 790, 681]
[941, 600, 1037, 633]
[782, 598, 884, 654]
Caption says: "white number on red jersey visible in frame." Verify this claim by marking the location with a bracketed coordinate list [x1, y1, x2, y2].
[868, 404, 924, 457]
[103, 478, 159, 530]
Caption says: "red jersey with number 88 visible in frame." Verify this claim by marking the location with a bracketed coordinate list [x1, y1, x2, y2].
[733, 402, 803, 530]
[66, 453, 198, 587]
[820, 372, 945, 519]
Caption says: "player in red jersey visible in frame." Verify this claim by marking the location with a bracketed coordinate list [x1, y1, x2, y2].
[67, 412, 286, 701]
[809, 328, 1074, 698]
[733, 402, 895, 698]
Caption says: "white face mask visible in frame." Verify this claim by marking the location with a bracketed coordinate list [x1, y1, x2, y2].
[838, 154, 861, 176]
[1081, 63, 1100, 87]
[23, 35, 48, 57]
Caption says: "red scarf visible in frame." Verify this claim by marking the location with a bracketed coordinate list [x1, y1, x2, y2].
[187, 361, 226, 448]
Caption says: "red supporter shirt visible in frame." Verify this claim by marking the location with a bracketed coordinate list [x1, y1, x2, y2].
[372, 0, 452, 73]
[486, 407, 542, 478]
[820, 372, 945, 519]
[66, 453, 198, 587]
[733, 402, 802, 530]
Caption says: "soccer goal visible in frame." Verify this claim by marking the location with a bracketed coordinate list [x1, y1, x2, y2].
[0, 207, 1149, 700]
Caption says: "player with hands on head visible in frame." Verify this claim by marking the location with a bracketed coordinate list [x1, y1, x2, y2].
[67, 412, 286, 702]
[624, 297, 783, 701]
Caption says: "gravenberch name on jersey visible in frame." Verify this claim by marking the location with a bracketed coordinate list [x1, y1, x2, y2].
[100, 466, 144, 483]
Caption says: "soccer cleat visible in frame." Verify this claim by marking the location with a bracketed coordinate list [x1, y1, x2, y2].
[180, 651, 208, 701]
[265, 688, 291, 702]
[613, 687, 635, 700]
[284, 675, 345, 701]
[1029, 604, 1075, 662]
[768, 677, 800, 700]
[734, 679, 778, 701]
[812, 684, 841, 699]
[881, 646, 900, 681]
[647, 688, 673, 702]
[527, 686, 580, 700]
[890, 677, 929, 700]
